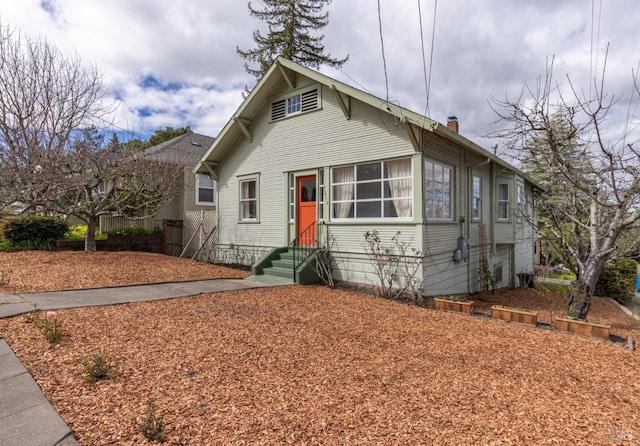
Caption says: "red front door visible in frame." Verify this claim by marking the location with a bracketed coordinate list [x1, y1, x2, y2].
[297, 175, 316, 246]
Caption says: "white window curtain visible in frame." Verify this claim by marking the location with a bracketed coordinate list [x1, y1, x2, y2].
[333, 167, 354, 218]
[386, 159, 412, 218]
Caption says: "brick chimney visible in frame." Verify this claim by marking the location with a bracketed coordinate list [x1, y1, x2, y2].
[447, 116, 459, 133]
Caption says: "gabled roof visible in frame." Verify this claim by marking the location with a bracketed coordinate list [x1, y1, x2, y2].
[144, 131, 215, 167]
[195, 57, 540, 189]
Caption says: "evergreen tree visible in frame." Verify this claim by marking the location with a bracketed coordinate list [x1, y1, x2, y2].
[520, 111, 592, 274]
[147, 126, 190, 148]
[237, 0, 348, 80]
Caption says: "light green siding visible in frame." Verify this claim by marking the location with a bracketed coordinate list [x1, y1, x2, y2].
[216, 82, 418, 250]
[209, 65, 537, 295]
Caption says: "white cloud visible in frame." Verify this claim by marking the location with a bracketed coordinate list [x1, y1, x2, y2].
[1, 0, 639, 147]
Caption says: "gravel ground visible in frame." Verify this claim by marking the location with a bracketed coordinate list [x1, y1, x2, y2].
[0, 251, 639, 445]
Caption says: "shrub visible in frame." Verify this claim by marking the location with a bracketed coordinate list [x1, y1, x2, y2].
[65, 224, 107, 241]
[32, 310, 63, 343]
[135, 393, 165, 442]
[2, 216, 68, 250]
[80, 353, 115, 382]
[594, 258, 637, 305]
[113, 226, 162, 236]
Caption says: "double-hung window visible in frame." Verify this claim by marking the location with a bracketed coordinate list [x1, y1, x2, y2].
[331, 158, 412, 220]
[425, 159, 453, 220]
[239, 176, 258, 221]
[196, 174, 215, 205]
[472, 175, 482, 221]
[497, 183, 510, 221]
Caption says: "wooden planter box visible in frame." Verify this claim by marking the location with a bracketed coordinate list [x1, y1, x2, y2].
[555, 316, 611, 340]
[491, 305, 538, 326]
[433, 298, 474, 314]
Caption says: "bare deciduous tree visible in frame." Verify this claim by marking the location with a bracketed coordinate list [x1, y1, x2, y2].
[0, 24, 111, 214]
[490, 55, 640, 319]
[0, 25, 184, 251]
[58, 129, 184, 251]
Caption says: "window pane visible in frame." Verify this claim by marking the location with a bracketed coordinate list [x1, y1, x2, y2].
[425, 162, 434, 181]
[198, 174, 214, 188]
[473, 176, 481, 198]
[300, 179, 315, 202]
[333, 166, 353, 183]
[356, 163, 381, 181]
[385, 179, 411, 198]
[499, 184, 508, 200]
[356, 201, 381, 218]
[333, 202, 354, 218]
[356, 182, 381, 199]
[199, 189, 214, 203]
[425, 159, 452, 220]
[385, 158, 411, 178]
[434, 164, 442, 183]
[242, 201, 256, 219]
[241, 180, 256, 199]
[385, 199, 412, 217]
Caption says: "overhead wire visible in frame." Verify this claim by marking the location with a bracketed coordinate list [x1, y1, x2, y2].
[377, 0, 390, 102]
[589, 0, 603, 100]
[418, 0, 446, 271]
[418, 0, 438, 118]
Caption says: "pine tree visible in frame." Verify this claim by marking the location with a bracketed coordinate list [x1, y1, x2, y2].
[237, 0, 348, 80]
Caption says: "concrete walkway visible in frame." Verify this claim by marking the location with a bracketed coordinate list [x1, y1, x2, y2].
[0, 275, 292, 446]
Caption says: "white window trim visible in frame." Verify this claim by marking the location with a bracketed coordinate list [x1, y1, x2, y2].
[330, 157, 413, 221]
[196, 173, 216, 206]
[472, 175, 482, 221]
[239, 174, 259, 222]
[288, 173, 295, 223]
[424, 158, 454, 221]
[497, 182, 510, 221]
[516, 182, 525, 221]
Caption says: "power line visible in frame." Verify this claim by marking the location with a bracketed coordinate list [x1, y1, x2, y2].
[377, 0, 389, 102]
[418, 0, 429, 114]
[426, 0, 438, 116]
[417, 0, 438, 118]
[589, 0, 603, 99]
[337, 68, 371, 94]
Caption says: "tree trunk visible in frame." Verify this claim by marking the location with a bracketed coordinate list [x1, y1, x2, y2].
[566, 280, 592, 319]
[566, 259, 606, 319]
[85, 216, 98, 252]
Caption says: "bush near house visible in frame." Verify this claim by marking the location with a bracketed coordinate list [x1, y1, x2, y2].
[594, 258, 637, 305]
[0, 216, 68, 250]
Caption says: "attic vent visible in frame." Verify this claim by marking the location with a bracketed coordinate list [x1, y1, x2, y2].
[301, 89, 318, 112]
[270, 87, 319, 121]
[271, 99, 286, 120]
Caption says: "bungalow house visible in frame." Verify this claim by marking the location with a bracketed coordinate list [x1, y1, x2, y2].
[195, 58, 540, 295]
[100, 131, 217, 233]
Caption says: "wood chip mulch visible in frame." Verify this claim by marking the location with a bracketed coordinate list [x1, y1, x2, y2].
[0, 251, 639, 445]
[0, 251, 249, 293]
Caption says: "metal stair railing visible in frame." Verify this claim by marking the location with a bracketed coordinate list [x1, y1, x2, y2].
[291, 221, 318, 282]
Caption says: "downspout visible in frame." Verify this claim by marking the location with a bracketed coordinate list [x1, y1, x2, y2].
[467, 157, 491, 294]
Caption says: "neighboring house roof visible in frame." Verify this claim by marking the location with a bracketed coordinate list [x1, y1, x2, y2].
[195, 57, 542, 190]
[145, 131, 215, 167]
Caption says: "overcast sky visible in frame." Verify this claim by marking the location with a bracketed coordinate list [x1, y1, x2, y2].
[1, 0, 639, 151]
